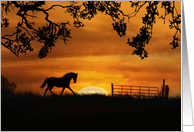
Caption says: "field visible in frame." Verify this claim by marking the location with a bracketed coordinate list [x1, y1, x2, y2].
[1, 92, 181, 131]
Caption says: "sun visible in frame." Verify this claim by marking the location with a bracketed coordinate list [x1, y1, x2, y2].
[77, 86, 109, 95]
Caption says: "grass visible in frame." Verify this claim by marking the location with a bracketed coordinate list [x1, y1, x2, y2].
[1, 91, 181, 131]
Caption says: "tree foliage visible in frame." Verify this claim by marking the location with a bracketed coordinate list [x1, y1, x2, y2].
[1, 1, 181, 59]
[1, 75, 17, 96]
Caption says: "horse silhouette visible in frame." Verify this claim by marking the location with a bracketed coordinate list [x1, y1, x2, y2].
[41, 72, 78, 97]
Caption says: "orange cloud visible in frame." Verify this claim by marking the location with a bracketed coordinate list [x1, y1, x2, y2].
[1, 1, 181, 96]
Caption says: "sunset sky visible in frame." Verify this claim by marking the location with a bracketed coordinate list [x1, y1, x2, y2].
[1, 1, 181, 96]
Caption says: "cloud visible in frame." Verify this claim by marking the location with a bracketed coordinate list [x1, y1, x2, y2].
[1, 1, 181, 95]
[1, 53, 181, 94]
[1, 1, 181, 63]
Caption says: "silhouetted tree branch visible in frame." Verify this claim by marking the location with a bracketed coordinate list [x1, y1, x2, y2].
[127, 1, 181, 59]
[1, 1, 181, 59]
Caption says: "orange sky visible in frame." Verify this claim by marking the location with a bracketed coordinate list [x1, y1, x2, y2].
[1, 1, 181, 96]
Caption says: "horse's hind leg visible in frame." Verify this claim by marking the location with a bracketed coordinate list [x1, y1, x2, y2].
[49, 86, 54, 95]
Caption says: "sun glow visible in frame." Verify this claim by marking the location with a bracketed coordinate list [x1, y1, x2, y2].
[77, 86, 109, 95]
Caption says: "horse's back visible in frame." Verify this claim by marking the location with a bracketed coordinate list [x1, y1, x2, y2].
[47, 77, 69, 87]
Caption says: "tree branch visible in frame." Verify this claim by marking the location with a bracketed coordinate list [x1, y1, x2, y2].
[128, 1, 147, 19]
[45, 4, 71, 11]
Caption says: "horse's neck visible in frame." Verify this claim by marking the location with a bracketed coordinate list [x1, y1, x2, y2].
[63, 76, 73, 82]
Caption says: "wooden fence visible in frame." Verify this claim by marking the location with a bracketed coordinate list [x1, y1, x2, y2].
[111, 79, 169, 98]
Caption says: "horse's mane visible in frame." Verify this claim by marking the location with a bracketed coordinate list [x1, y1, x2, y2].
[62, 72, 76, 78]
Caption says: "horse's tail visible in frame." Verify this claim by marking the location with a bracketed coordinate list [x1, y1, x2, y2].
[41, 78, 48, 88]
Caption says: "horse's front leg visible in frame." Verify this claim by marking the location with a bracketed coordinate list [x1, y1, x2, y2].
[44, 86, 50, 97]
[60, 87, 66, 96]
[67, 87, 76, 95]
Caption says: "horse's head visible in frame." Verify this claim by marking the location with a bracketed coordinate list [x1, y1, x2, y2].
[63, 72, 78, 83]
[73, 73, 78, 83]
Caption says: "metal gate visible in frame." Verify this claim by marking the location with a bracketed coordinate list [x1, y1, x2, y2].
[111, 83, 159, 97]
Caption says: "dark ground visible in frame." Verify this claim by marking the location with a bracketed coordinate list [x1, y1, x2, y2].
[1, 92, 181, 131]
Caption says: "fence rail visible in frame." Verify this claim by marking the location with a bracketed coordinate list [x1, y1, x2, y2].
[111, 79, 169, 99]
[111, 83, 159, 97]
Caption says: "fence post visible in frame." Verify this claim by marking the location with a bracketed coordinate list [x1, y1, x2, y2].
[139, 86, 141, 95]
[130, 86, 132, 95]
[162, 79, 165, 97]
[165, 85, 169, 99]
[121, 85, 123, 95]
[111, 83, 114, 97]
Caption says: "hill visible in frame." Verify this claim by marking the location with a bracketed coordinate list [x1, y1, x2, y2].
[1, 92, 181, 131]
